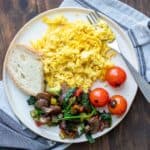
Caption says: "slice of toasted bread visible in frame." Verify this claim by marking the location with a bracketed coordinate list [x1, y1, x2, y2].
[6, 44, 44, 96]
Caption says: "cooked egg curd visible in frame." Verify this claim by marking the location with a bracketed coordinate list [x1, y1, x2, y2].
[32, 16, 115, 89]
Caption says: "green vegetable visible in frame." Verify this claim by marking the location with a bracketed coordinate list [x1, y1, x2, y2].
[62, 96, 76, 118]
[30, 110, 38, 118]
[60, 90, 98, 121]
[65, 97, 76, 112]
[36, 108, 45, 115]
[63, 88, 76, 108]
[27, 96, 36, 105]
[30, 108, 44, 119]
[64, 88, 76, 102]
[81, 93, 92, 111]
[100, 112, 112, 125]
[78, 123, 85, 135]
[46, 85, 61, 96]
[86, 133, 95, 143]
[58, 109, 97, 121]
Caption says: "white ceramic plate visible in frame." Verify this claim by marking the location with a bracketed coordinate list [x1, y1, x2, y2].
[3, 7, 138, 143]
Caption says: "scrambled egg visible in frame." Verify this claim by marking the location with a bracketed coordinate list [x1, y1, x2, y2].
[32, 16, 115, 90]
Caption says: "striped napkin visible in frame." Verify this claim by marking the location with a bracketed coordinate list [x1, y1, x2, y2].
[0, 0, 149, 150]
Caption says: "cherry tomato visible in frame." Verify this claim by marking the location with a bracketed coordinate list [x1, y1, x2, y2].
[105, 66, 127, 87]
[108, 95, 127, 115]
[74, 87, 83, 97]
[89, 88, 109, 107]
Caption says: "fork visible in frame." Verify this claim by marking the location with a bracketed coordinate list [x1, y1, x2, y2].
[87, 11, 150, 102]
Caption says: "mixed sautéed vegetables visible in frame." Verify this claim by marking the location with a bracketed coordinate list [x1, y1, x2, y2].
[27, 66, 127, 143]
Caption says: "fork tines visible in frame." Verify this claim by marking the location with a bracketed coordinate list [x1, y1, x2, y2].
[87, 11, 101, 25]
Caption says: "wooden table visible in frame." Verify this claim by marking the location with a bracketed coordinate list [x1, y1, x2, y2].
[0, 0, 149, 150]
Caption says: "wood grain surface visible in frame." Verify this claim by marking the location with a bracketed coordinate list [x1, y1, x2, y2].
[0, 0, 149, 150]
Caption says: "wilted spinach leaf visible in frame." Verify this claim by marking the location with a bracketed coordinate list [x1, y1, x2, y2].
[81, 93, 92, 111]
[86, 133, 95, 143]
[63, 88, 76, 108]
[100, 112, 112, 125]
[27, 96, 36, 105]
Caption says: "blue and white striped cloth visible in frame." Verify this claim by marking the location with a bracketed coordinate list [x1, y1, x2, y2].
[0, 0, 149, 150]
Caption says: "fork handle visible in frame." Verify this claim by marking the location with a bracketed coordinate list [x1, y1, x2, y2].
[120, 53, 150, 102]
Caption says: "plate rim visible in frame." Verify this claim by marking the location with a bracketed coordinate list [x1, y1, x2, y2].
[3, 7, 138, 143]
